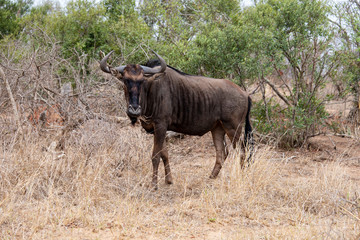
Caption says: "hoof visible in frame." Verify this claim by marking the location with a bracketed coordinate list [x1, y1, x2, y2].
[209, 175, 217, 179]
[151, 182, 158, 191]
[165, 173, 173, 184]
[165, 178, 173, 185]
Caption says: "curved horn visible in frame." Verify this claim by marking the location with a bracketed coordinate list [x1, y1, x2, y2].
[100, 51, 113, 73]
[100, 51, 126, 74]
[114, 65, 126, 73]
[140, 50, 167, 74]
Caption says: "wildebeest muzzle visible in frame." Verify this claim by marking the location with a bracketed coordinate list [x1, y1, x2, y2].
[127, 105, 141, 125]
[127, 104, 141, 117]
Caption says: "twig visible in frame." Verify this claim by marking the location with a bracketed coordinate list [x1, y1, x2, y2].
[41, 85, 60, 96]
[333, 133, 356, 139]
[306, 132, 326, 139]
[339, 206, 360, 222]
[0, 66, 23, 137]
[249, 83, 260, 95]
[326, 135, 337, 150]
[262, 77, 291, 106]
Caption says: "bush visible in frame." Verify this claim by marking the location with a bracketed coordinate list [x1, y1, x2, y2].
[253, 93, 329, 148]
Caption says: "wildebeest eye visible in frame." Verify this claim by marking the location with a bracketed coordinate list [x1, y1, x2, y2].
[123, 78, 130, 85]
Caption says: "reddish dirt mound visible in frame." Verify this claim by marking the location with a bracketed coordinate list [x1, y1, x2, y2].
[28, 104, 64, 127]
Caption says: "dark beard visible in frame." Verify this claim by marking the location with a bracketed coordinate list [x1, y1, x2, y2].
[130, 116, 138, 125]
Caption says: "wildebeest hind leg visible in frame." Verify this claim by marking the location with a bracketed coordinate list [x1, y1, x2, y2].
[160, 144, 173, 184]
[210, 125, 226, 179]
[222, 122, 246, 168]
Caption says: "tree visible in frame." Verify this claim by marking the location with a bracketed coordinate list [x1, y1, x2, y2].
[332, 0, 360, 122]
[20, 1, 60, 28]
[0, 0, 33, 38]
[103, 0, 153, 64]
[138, 0, 240, 72]
[52, 0, 108, 58]
[103, 0, 136, 21]
[189, 1, 273, 84]
[236, 0, 337, 147]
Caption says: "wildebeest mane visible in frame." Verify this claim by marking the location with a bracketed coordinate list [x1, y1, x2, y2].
[144, 59, 191, 76]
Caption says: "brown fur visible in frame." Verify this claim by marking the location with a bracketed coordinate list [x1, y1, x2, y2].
[123, 65, 144, 81]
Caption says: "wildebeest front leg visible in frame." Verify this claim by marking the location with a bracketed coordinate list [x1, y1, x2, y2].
[161, 144, 173, 184]
[210, 124, 226, 179]
[151, 124, 167, 190]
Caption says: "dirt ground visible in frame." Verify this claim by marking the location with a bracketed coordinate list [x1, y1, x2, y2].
[1, 87, 359, 239]
[27, 124, 360, 240]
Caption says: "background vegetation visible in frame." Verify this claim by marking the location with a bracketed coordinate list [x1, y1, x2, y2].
[1, 0, 359, 146]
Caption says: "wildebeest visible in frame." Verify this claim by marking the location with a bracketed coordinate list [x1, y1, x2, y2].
[100, 51, 253, 189]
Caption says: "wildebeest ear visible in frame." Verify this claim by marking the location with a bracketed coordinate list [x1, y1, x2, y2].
[110, 68, 124, 81]
[145, 73, 163, 82]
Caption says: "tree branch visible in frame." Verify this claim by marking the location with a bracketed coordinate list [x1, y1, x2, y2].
[262, 77, 291, 106]
[0, 66, 23, 136]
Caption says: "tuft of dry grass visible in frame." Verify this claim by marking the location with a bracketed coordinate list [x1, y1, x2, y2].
[0, 120, 359, 239]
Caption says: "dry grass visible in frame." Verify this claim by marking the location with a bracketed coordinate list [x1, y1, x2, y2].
[0, 120, 359, 239]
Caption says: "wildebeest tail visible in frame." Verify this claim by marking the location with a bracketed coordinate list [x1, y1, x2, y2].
[244, 96, 254, 164]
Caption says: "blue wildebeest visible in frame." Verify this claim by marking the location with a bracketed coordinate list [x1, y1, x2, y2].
[100, 51, 253, 190]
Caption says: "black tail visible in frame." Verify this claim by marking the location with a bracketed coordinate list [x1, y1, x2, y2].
[244, 96, 253, 146]
[244, 96, 254, 164]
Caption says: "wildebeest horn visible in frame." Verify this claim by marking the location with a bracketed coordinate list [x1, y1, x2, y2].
[140, 50, 167, 74]
[100, 50, 126, 74]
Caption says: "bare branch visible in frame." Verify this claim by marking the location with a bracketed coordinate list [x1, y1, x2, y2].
[0, 66, 23, 136]
[272, 62, 293, 98]
[262, 77, 291, 106]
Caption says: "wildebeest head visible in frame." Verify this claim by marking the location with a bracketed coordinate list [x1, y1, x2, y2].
[100, 51, 166, 124]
